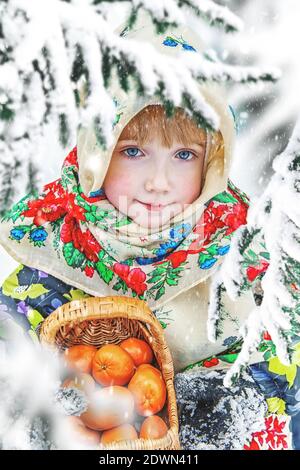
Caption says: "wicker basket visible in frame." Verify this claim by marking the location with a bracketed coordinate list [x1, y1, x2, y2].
[39, 295, 181, 450]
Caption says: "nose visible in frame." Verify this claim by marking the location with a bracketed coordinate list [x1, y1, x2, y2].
[145, 165, 171, 193]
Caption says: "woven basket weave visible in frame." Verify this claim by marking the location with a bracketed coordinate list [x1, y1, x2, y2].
[39, 295, 181, 450]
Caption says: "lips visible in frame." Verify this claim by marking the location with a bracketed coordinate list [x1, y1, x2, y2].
[138, 201, 167, 211]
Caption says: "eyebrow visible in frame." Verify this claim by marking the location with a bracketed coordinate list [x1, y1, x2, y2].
[116, 140, 139, 145]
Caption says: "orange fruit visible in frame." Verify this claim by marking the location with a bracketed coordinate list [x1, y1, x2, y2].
[65, 416, 101, 446]
[80, 386, 135, 431]
[139, 415, 168, 439]
[64, 345, 97, 374]
[120, 337, 154, 366]
[92, 344, 135, 386]
[101, 424, 138, 445]
[62, 373, 96, 395]
[128, 364, 167, 416]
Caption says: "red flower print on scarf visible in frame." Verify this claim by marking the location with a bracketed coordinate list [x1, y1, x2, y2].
[43, 179, 66, 198]
[113, 263, 130, 280]
[191, 202, 228, 247]
[80, 192, 107, 204]
[127, 268, 147, 296]
[63, 147, 78, 167]
[84, 266, 95, 278]
[154, 248, 199, 268]
[244, 415, 289, 450]
[81, 230, 102, 262]
[61, 216, 102, 263]
[21, 191, 66, 226]
[263, 331, 272, 341]
[164, 248, 210, 268]
[65, 193, 87, 222]
[203, 358, 219, 368]
[21, 182, 87, 227]
[204, 202, 227, 238]
[244, 439, 260, 450]
[264, 416, 289, 449]
[61, 215, 80, 248]
[246, 261, 269, 282]
[164, 250, 188, 268]
[224, 203, 248, 236]
[113, 263, 147, 296]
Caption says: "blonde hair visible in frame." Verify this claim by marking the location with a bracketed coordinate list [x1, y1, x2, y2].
[118, 104, 224, 174]
[119, 104, 205, 146]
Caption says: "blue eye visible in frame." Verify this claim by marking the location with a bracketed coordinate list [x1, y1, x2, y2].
[176, 150, 194, 161]
[123, 147, 143, 158]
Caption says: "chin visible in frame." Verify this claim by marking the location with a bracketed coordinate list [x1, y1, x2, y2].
[134, 217, 166, 229]
[128, 208, 173, 230]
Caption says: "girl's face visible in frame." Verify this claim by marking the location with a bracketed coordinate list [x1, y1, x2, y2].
[102, 136, 206, 229]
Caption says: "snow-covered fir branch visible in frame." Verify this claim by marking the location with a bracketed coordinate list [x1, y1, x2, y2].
[83, 0, 243, 34]
[126, 0, 244, 33]
[208, 117, 300, 387]
[0, 0, 279, 215]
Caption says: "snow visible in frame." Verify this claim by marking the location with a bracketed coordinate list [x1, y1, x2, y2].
[0, 63, 20, 97]
[53, 387, 88, 416]
[131, 0, 186, 25]
[185, 0, 243, 33]
[0, 334, 97, 450]
[226, 0, 300, 197]
[174, 368, 267, 449]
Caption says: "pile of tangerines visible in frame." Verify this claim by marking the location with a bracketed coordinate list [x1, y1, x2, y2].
[61, 337, 168, 447]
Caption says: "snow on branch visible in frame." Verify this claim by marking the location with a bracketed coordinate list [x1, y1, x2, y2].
[1, 0, 280, 142]
[208, 117, 300, 387]
[179, 0, 243, 33]
[95, 0, 243, 33]
[0, 0, 280, 215]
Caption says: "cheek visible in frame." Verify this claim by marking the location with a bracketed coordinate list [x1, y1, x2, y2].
[175, 165, 202, 203]
[103, 170, 135, 209]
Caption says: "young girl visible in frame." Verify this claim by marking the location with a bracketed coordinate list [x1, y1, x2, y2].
[0, 11, 298, 450]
